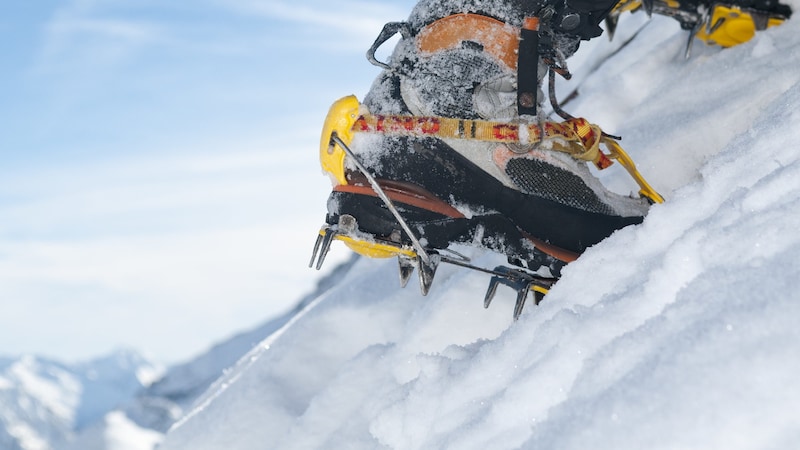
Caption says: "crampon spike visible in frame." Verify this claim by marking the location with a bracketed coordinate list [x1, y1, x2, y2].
[484, 277, 502, 309]
[604, 15, 619, 41]
[512, 287, 531, 321]
[398, 255, 416, 288]
[481, 266, 556, 320]
[751, 11, 770, 31]
[309, 227, 338, 271]
[642, 0, 654, 16]
[533, 289, 546, 306]
[309, 232, 324, 269]
[315, 229, 337, 270]
[417, 254, 440, 296]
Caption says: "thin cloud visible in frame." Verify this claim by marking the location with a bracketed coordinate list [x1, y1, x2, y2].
[0, 146, 345, 361]
[36, 13, 164, 75]
[1, 0, 401, 362]
[224, 0, 409, 38]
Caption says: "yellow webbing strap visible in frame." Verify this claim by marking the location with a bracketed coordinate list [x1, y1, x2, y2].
[565, 118, 614, 169]
[343, 108, 664, 205]
[566, 119, 663, 204]
[602, 137, 664, 204]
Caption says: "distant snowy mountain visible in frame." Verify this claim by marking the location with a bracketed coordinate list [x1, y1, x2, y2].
[0, 252, 357, 450]
[156, 8, 800, 450]
[0, 350, 161, 450]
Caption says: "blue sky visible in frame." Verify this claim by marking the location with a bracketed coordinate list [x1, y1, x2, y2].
[0, 0, 414, 363]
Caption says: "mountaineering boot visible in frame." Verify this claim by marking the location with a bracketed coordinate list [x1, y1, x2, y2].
[606, 0, 792, 55]
[311, 0, 664, 310]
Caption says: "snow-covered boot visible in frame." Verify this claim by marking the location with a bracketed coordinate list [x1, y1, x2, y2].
[607, 0, 792, 55]
[310, 0, 663, 314]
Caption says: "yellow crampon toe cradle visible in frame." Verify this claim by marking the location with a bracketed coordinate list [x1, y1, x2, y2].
[694, 4, 788, 47]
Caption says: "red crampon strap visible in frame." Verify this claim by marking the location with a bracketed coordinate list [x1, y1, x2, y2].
[352, 114, 613, 169]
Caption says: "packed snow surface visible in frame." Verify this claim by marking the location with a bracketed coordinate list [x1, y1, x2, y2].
[161, 7, 800, 450]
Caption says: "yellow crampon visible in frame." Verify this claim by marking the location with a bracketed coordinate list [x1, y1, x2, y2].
[310, 222, 553, 320]
[609, 0, 790, 49]
[316, 227, 417, 260]
[694, 4, 788, 47]
[319, 95, 360, 186]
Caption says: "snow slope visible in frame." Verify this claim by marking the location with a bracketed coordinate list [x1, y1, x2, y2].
[159, 7, 800, 450]
[123, 255, 359, 435]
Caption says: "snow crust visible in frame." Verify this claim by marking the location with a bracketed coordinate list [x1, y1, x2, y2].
[161, 5, 800, 450]
[103, 412, 163, 450]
